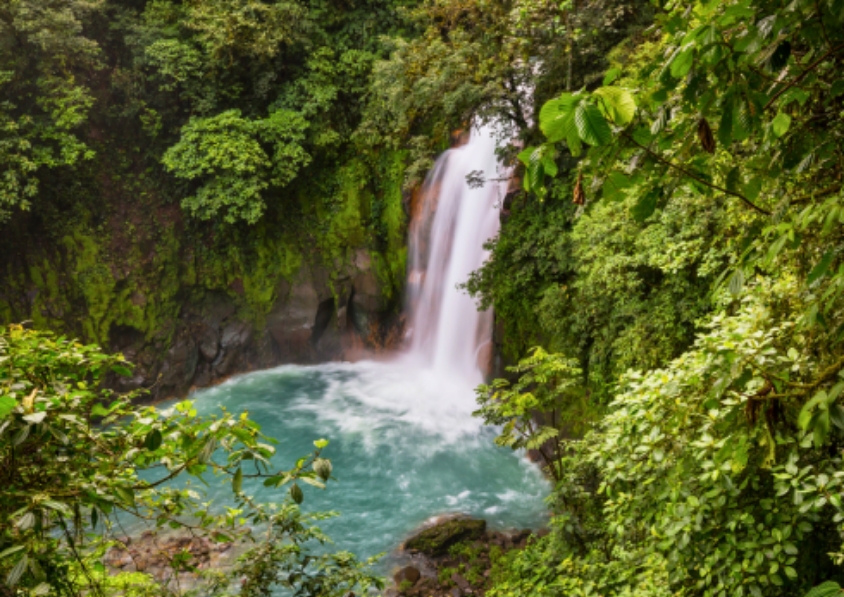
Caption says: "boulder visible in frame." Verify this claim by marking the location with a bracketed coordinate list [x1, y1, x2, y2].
[394, 566, 421, 586]
[451, 572, 471, 592]
[403, 517, 486, 557]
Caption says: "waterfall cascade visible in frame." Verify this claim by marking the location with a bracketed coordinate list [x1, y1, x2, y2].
[404, 124, 510, 386]
[176, 125, 549, 565]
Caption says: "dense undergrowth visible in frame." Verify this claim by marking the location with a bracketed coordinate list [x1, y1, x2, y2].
[459, 0, 844, 595]
[3, 0, 844, 595]
[0, 0, 411, 346]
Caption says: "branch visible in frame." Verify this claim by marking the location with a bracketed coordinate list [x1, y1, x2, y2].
[764, 42, 844, 110]
[622, 133, 771, 215]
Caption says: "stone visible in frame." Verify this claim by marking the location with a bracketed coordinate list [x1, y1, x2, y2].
[403, 517, 486, 557]
[451, 573, 471, 592]
[394, 565, 421, 586]
[449, 588, 462, 597]
[197, 325, 219, 362]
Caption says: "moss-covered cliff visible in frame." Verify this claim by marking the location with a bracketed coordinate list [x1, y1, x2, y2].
[0, 147, 408, 400]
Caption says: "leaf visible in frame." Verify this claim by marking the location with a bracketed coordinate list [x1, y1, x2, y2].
[808, 252, 834, 285]
[300, 476, 326, 489]
[631, 190, 659, 222]
[803, 581, 843, 597]
[114, 486, 136, 508]
[603, 67, 621, 85]
[91, 404, 109, 417]
[729, 269, 745, 296]
[0, 546, 24, 560]
[593, 87, 637, 126]
[42, 500, 71, 515]
[15, 512, 35, 531]
[772, 112, 792, 138]
[726, 168, 743, 195]
[575, 103, 612, 147]
[670, 44, 695, 78]
[111, 364, 132, 377]
[830, 405, 844, 430]
[144, 429, 163, 451]
[0, 396, 15, 419]
[22, 412, 46, 424]
[744, 176, 763, 201]
[198, 438, 216, 463]
[5, 554, 28, 587]
[539, 95, 583, 155]
[232, 467, 243, 493]
[719, 95, 735, 146]
[603, 171, 632, 202]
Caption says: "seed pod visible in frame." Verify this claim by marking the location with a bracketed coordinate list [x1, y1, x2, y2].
[573, 172, 585, 205]
[290, 483, 303, 504]
[698, 117, 716, 154]
[314, 458, 332, 481]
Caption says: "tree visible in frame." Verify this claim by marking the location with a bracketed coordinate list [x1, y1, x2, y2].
[0, 324, 380, 596]
[0, 0, 101, 221]
[474, 347, 584, 482]
[162, 109, 310, 224]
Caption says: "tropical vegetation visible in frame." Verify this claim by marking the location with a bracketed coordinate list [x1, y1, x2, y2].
[3, 0, 844, 594]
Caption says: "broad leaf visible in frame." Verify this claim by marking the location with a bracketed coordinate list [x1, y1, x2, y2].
[594, 87, 637, 126]
[575, 103, 612, 147]
[772, 112, 791, 138]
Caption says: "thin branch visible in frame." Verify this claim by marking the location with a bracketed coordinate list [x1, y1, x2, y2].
[764, 42, 844, 110]
[622, 133, 771, 215]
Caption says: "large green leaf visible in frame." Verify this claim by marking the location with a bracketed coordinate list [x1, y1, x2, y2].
[594, 87, 637, 126]
[539, 94, 583, 156]
[670, 44, 695, 78]
[803, 581, 843, 597]
[0, 396, 15, 419]
[575, 103, 612, 147]
[772, 112, 792, 137]
[603, 171, 633, 202]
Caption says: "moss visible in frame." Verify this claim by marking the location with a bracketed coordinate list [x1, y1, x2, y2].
[0, 145, 409, 350]
[404, 518, 486, 557]
[437, 566, 458, 587]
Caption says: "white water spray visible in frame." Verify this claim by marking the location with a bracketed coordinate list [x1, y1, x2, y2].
[404, 124, 510, 387]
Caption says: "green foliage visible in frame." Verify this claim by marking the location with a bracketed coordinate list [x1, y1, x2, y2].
[474, 0, 844, 596]
[0, 0, 100, 220]
[362, 0, 650, 187]
[0, 325, 381, 596]
[162, 109, 310, 224]
[475, 348, 586, 481]
[805, 582, 844, 597]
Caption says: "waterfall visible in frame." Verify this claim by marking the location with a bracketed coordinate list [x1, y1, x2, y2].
[404, 124, 510, 385]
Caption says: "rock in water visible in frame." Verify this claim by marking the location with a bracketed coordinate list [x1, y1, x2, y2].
[403, 517, 486, 556]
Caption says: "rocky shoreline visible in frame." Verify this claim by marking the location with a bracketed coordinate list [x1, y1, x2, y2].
[105, 529, 239, 588]
[103, 515, 543, 596]
[385, 515, 544, 597]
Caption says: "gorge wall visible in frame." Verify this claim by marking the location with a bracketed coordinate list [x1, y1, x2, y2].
[0, 151, 409, 402]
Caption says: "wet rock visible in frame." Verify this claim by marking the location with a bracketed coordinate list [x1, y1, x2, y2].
[197, 325, 219, 362]
[394, 566, 421, 586]
[404, 517, 486, 557]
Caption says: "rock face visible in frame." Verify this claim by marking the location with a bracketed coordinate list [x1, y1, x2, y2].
[105, 530, 236, 588]
[390, 516, 540, 597]
[107, 252, 402, 402]
[404, 517, 487, 557]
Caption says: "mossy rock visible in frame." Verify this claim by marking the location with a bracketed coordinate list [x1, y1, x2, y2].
[404, 518, 486, 557]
